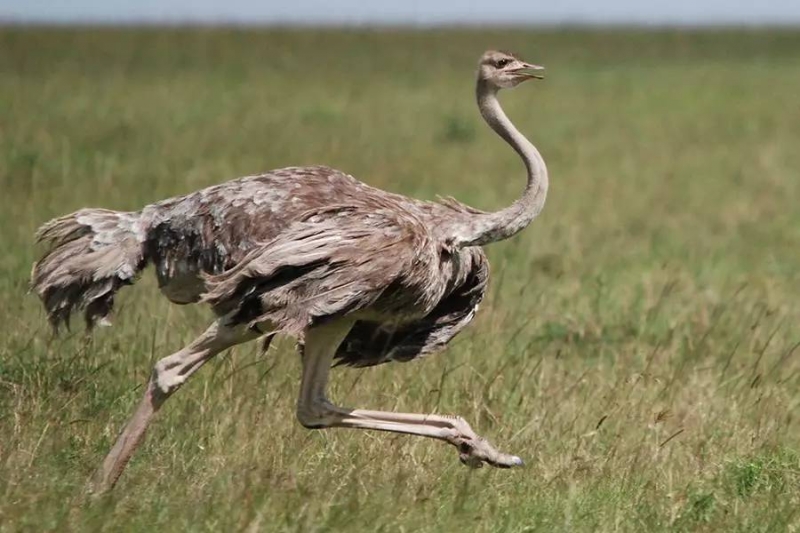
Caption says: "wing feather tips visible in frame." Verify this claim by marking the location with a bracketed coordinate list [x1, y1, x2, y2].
[333, 248, 489, 368]
[202, 260, 332, 334]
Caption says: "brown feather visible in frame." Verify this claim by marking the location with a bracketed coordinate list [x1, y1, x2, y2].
[30, 165, 486, 364]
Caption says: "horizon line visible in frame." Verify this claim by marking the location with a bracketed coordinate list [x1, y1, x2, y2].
[2, 19, 800, 29]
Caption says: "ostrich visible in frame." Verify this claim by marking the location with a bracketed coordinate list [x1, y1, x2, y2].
[31, 50, 547, 492]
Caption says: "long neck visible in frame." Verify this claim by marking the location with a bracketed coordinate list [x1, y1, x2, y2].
[451, 80, 548, 248]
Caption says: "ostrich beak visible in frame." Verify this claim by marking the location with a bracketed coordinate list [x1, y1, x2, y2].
[516, 63, 545, 80]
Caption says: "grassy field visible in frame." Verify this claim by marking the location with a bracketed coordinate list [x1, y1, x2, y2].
[1, 27, 799, 531]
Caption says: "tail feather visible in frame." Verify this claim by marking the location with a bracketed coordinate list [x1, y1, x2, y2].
[31, 208, 148, 331]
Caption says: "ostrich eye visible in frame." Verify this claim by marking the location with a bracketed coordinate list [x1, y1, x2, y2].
[496, 58, 511, 68]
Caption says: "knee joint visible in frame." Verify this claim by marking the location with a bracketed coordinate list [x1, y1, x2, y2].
[152, 359, 185, 396]
[296, 401, 333, 430]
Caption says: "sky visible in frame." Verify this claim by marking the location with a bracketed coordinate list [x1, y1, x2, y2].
[2, 0, 800, 26]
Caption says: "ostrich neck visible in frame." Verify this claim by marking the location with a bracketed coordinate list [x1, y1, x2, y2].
[451, 80, 548, 248]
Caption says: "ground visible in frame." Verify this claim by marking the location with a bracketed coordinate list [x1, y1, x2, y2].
[0, 28, 799, 532]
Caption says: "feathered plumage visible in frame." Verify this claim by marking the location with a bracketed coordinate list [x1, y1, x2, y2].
[32, 166, 489, 367]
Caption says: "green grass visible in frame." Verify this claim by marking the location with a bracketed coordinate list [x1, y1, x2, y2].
[1, 27, 800, 532]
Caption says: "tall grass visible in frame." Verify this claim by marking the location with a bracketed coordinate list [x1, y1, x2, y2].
[0, 28, 798, 531]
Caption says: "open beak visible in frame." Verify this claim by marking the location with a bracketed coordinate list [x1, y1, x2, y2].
[515, 63, 545, 80]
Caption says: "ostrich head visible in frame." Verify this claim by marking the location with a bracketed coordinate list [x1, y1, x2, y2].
[478, 50, 544, 90]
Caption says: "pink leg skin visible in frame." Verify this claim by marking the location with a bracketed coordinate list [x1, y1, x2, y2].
[89, 321, 257, 494]
[295, 320, 523, 469]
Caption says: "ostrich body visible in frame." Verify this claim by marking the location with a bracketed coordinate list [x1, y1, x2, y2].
[31, 51, 547, 492]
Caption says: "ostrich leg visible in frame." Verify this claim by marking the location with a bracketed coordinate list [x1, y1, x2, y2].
[295, 320, 523, 468]
[90, 320, 259, 493]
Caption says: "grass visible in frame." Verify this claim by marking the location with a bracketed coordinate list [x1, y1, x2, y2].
[1, 27, 799, 531]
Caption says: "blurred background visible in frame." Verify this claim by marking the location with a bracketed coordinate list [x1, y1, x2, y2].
[0, 0, 800, 26]
[1, 2, 799, 532]
[4, 0, 800, 25]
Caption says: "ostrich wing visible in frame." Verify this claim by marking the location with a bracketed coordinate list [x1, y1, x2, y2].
[202, 202, 442, 337]
[333, 247, 488, 368]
